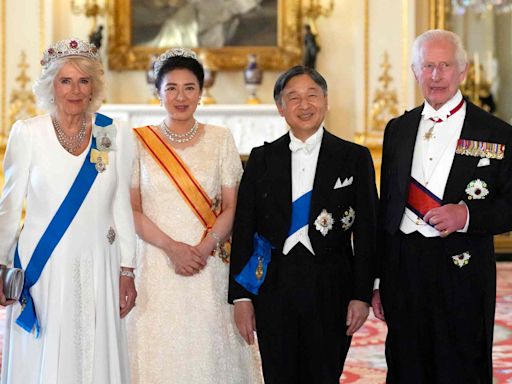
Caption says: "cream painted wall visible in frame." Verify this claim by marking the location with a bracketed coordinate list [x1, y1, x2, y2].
[2, 0, 427, 141]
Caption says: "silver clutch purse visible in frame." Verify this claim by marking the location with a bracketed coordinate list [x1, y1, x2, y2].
[1, 267, 24, 301]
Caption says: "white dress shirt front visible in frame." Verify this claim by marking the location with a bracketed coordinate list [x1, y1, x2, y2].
[282, 127, 324, 255]
[400, 91, 466, 237]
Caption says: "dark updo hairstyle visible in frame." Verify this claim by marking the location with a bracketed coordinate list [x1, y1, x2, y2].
[155, 56, 205, 92]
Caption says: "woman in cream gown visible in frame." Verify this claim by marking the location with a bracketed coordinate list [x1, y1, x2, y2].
[127, 48, 262, 383]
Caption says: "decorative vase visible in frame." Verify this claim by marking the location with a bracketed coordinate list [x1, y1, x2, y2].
[243, 54, 263, 104]
[200, 53, 217, 105]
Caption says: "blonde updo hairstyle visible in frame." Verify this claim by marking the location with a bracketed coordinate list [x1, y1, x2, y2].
[33, 56, 106, 114]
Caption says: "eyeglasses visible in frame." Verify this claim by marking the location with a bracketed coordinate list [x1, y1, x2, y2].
[420, 62, 453, 74]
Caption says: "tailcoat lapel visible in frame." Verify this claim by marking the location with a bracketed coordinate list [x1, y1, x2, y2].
[265, 134, 292, 238]
[443, 102, 492, 203]
[396, 107, 422, 199]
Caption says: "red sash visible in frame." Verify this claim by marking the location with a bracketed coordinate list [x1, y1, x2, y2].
[406, 177, 442, 219]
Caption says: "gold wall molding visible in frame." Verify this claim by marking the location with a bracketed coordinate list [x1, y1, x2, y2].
[369, 52, 399, 136]
[401, 0, 409, 112]
[430, 0, 447, 29]
[1, 0, 6, 149]
[357, 0, 408, 148]
[40, 0, 45, 55]
[9, 51, 36, 127]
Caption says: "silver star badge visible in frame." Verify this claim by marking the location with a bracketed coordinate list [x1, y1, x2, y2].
[107, 227, 116, 244]
[314, 209, 334, 237]
[341, 206, 356, 231]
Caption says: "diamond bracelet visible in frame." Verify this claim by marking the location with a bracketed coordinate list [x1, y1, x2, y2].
[120, 270, 135, 279]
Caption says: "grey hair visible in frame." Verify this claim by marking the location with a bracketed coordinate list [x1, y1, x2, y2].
[33, 56, 105, 114]
[411, 29, 468, 74]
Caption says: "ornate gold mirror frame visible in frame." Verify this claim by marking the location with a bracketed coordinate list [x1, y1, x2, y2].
[429, 0, 447, 29]
[107, 0, 303, 71]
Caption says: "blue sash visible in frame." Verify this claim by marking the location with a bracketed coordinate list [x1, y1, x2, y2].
[13, 113, 113, 336]
[287, 190, 312, 236]
[234, 233, 274, 295]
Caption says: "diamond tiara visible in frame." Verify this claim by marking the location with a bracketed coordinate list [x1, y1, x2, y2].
[153, 47, 199, 78]
[40, 38, 101, 69]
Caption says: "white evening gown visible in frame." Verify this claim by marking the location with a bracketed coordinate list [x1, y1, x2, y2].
[0, 114, 136, 384]
[127, 125, 263, 384]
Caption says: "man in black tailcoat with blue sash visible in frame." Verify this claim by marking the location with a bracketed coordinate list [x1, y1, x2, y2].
[228, 65, 378, 383]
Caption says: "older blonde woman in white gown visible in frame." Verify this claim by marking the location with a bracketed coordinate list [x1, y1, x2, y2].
[0, 38, 136, 384]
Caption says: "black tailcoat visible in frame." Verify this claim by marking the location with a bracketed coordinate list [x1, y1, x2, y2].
[229, 129, 378, 382]
[378, 101, 512, 383]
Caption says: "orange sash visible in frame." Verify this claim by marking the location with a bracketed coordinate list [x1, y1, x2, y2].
[133, 125, 230, 261]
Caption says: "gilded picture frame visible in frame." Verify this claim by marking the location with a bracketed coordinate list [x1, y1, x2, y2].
[107, 0, 303, 71]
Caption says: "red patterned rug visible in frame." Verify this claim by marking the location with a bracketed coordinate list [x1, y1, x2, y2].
[1, 263, 511, 381]
[343, 262, 512, 383]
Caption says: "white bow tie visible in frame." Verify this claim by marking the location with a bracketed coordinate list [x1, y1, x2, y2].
[289, 140, 316, 154]
[424, 113, 445, 123]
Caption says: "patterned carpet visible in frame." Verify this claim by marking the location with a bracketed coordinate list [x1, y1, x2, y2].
[1, 263, 511, 381]
[343, 262, 512, 383]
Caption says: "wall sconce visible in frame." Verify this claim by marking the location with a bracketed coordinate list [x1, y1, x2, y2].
[303, 0, 335, 32]
[70, 0, 107, 34]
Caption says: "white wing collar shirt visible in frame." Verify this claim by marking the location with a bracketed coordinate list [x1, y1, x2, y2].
[400, 90, 467, 237]
[282, 126, 324, 255]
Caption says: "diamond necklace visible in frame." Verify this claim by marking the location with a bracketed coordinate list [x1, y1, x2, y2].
[160, 120, 199, 143]
[52, 114, 87, 154]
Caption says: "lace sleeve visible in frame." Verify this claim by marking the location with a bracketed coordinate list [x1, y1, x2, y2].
[220, 128, 243, 188]
[131, 135, 142, 190]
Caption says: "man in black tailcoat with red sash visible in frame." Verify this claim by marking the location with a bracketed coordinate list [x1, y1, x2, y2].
[372, 29, 512, 383]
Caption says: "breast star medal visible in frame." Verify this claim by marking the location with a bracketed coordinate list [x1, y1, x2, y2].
[107, 227, 116, 244]
[465, 179, 489, 200]
[341, 207, 356, 231]
[314, 209, 334, 236]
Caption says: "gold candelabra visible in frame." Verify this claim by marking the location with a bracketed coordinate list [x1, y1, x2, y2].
[71, 0, 106, 34]
[303, 0, 335, 32]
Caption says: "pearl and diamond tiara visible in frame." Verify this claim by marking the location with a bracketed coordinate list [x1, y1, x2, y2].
[153, 47, 198, 78]
[40, 38, 101, 70]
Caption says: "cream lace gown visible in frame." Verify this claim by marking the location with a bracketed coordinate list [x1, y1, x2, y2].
[128, 125, 262, 384]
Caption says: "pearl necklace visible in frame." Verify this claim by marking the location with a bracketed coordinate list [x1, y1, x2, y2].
[52, 114, 87, 154]
[160, 120, 199, 143]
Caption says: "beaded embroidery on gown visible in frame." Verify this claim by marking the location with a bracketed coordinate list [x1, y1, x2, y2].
[127, 125, 263, 384]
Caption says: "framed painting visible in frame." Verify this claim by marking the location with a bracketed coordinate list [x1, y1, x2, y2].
[108, 0, 303, 70]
